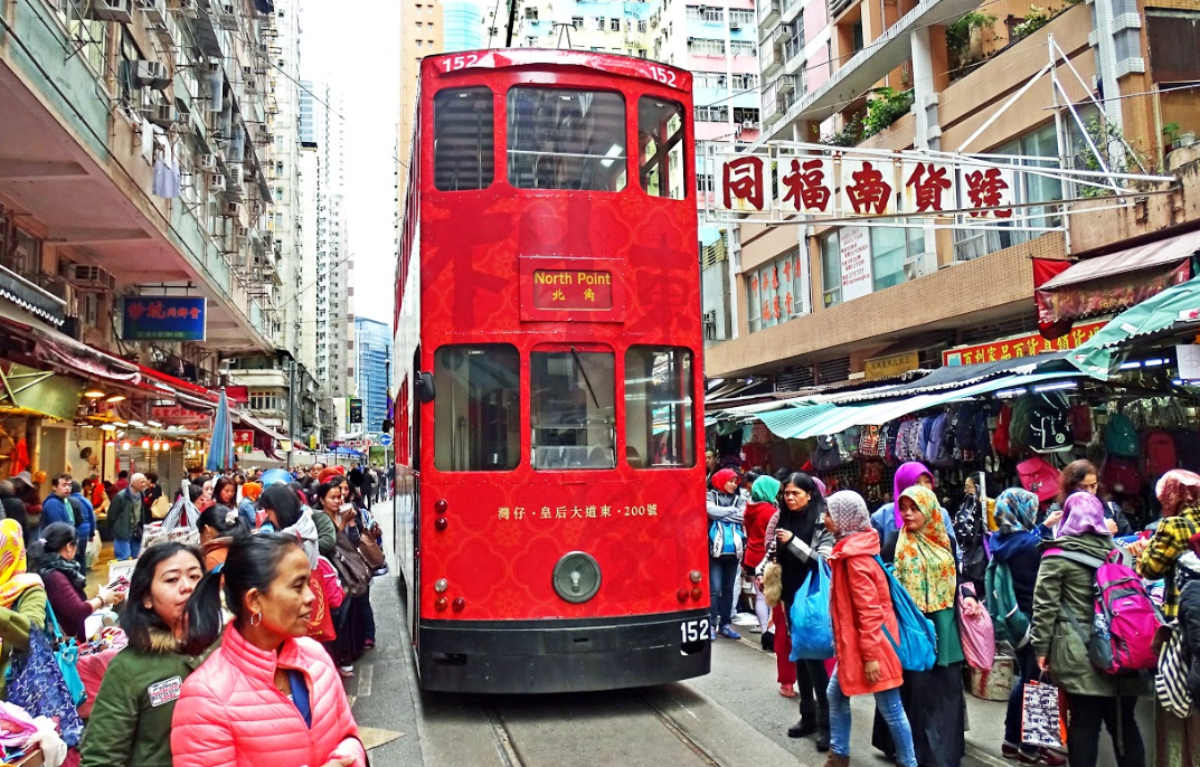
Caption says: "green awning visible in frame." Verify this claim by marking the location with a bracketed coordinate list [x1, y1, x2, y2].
[757, 402, 838, 439]
[1069, 276, 1200, 379]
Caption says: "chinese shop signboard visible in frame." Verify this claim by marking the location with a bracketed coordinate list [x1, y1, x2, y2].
[942, 321, 1108, 367]
[121, 297, 207, 341]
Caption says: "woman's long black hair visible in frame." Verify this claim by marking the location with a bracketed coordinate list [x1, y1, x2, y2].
[213, 476, 237, 506]
[120, 542, 204, 652]
[257, 484, 303, 528]
[776, 472, 827, 604]
[27, 522, 77, 572]
[182, 532, 304, 654]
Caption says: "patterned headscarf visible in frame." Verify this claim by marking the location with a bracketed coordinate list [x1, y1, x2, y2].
[750, 475, 781, 504]
[826, 490, 871, 539]
[894, 486, 957, 613]
[1055, 491, 1111, 538]
[994, 488, 1039, 534]
[0, 519, 42, 609]
[892, 461, 934, 528]
[1156, 470, 1200, 518]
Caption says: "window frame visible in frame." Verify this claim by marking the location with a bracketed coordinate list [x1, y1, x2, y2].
[624, 346, 696, 469]
[637, 95, 689, 200]
[432, 343, 522, 472]
[530, 345, 617, 471]
[432, 86, 496, 193]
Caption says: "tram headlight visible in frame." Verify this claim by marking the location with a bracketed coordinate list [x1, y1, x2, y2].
[434, 578, 449, 593]
[689, 570, 702, 584]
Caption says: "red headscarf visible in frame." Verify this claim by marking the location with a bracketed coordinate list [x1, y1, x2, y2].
[318, 466, 345, 484]
[711, 468, 739, 493]
[1156, 469, 1200, 518]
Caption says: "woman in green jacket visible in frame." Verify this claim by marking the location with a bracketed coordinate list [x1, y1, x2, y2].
[0, 517, 47, 699]
[79, 542, 212, 767]
[1033, 492, 1146, 767]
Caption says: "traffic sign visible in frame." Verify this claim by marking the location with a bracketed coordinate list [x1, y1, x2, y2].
[379, 435, 393, 446]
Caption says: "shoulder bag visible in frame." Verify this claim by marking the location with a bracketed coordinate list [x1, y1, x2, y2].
[333, 530, 372, 598]
[6, 619, 85, 746]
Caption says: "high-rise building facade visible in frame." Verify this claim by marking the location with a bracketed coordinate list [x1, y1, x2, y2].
[354, 317, 393, 435]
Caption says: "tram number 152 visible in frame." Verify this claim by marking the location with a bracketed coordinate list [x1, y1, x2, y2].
[646, 65, 678, 87]
[680, 618, 710, 643]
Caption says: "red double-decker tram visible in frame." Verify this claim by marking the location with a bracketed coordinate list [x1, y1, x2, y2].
[393, 49, 710, 693]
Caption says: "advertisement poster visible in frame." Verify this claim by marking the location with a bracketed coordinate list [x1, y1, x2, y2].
[839, 226, 873, 302]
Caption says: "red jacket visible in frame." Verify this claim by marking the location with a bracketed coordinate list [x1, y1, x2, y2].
[743, 501, 776, 569]
[171, 624, 365, 767]
[828, 529, 903, 697]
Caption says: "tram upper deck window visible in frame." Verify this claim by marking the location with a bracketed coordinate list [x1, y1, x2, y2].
[625, 347, 695, 468]
[433, 344, 520, 471]
[638, 97, 687, 199]
[506, 88, 627, 191]
[433, 87, 495, 191]
[531, 349, 616, 470]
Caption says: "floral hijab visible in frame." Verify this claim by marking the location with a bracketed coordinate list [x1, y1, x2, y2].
[994, 488, 1039, 534]
[1156, 470, 1200, 518]
[894, 486, 957, 613]
[0, 519, 42, 609]
[892, 461, 934, 528]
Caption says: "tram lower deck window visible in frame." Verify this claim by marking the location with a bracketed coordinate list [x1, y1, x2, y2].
[531, 350, 616, 469]
[433, 87, 495, 191]
[625, 347, 695, 467]
[433, 344, 519, 471]
[507, 88, 627, 191]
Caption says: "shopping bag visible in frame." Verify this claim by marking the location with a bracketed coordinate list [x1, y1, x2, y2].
[85, 532, 101, 570]
[958, 591, 996, 670]
[142, 481, 199, 551]
[1155, 622, 1193, 719]
[305, 571, 337, 642]
[789, 560, 834, 661]
[44, 602, 86, 707]
[6, 626, 85, 747]
[1021, 679, 1067, 749]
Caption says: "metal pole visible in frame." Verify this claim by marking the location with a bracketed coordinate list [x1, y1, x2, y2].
[287, 357, 296, 470]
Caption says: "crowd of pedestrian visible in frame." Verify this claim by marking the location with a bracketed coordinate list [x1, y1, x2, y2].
[707, 451, 1200, 767]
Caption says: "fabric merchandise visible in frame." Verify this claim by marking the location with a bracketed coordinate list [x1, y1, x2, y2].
[152, 157, 181, 198]
[170, 623, 366, 767]
[0, 699, 37, 747]
[871, 661, 966, 767]
[6, 623, 84, 746]
[893, 487, 957, 613]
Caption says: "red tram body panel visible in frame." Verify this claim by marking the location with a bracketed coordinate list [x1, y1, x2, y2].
[393, 49, 710, 693]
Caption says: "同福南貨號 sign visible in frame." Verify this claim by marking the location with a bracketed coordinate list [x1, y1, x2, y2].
[121, 297, 206, 341]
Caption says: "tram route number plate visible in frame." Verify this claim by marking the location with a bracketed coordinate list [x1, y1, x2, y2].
[680, 617, 711, 643]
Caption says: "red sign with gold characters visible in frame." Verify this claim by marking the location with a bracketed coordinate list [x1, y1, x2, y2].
[942, 320, 1107, 367]
[532, 270, 614, 310]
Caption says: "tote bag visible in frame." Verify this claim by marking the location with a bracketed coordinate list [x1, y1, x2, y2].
[333, 530, 372, 598]
[958, 592, 996, 670]
[789, 560, 834, 661]
[6, 626, 85, 747]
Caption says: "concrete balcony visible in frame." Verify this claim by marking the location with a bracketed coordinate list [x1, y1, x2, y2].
[758, 0, 781, 28]
[0, 0, 275, 353]
[767, 0, 981, 140]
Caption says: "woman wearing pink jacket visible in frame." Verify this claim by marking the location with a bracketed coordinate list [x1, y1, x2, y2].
[171, 533, 366, 767]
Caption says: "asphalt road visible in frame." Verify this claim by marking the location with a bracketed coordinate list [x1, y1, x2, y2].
[350, 499, 1139, 767]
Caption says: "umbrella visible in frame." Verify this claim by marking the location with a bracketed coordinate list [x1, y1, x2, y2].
[206, 389, 233, 472]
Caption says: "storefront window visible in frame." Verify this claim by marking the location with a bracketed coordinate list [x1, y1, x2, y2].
[870, 225, 925, 291]
[530, 349, 615, 469]
[746, 248, 806, 333]
[625, 347, 694, 468]
[433, 87, 495, 192]
[507, 88, 626, 191]
[821, 232, 841, 307]
[639, 96, 687, 199]
[433, 344, 520, 471]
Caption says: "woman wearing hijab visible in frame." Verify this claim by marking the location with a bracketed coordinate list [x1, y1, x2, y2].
[991, 489, 1064, 766]
[743, 475, 779, 637]
[0, 518, 47, 697]
[823, 491, 915, 767]
[1033, 492, 1146, 767]
[707, 467, 746, 641]
[869, 461, 958, 547]
[873, 486, 971, 767]
[1129, 469, 1200, 619]
[776, 472, 834, 749]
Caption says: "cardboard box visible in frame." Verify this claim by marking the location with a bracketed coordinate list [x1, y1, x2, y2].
[5, 746, 44, 767]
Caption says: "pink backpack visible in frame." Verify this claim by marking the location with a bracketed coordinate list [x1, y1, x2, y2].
[1017, 456, 1059, 503]
[1044, 548, 1162, 675]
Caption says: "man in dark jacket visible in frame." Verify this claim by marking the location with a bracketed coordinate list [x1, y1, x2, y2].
[110, 473, 146, 561]
[40, 473, 75, 534]
[69, 482, 97, 572]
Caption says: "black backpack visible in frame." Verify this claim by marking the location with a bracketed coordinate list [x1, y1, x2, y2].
[811, 436, 843, 472]
[1028, 394, 1073, 454]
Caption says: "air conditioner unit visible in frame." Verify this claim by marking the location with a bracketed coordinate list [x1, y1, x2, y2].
[138, 0, 167, 25]
[225, 202, 243, 217]
[85, 0, 134, 23]
[235, 225, 250, 240]
[730, 23, 741, 30]
[217, 4, 238, 30]
[142, 102, 177, 127]
[202, 56, 222, 72]
[198, 154, 219, 173]
[903, 252, 938, 280]
[210, 175, 226, 192]
[245, 79, 257, 93]
[135, 61, 171, 90]
[63, 264, 116, 291]
[742, 119, 755, 128]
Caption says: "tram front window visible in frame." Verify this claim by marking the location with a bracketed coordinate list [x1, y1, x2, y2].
[433, 344, 520, 471]
[531, 349, 616, 469]
[625, 347, 695, 468]
[507, 88, 627, 191]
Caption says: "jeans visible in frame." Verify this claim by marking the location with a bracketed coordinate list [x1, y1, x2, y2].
[709, 556, 739, 629]
[1005, 644, 1040, 755]
[1065, 693, 1144, 767]
[113, 537, 141, 561]
[828, 670, 916, 767]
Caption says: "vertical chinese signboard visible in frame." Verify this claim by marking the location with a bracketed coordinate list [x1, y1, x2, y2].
[839, 226, 872, 302]
[121, 297, 207, 341]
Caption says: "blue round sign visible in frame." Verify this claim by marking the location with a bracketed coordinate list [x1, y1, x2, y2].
[379, 435, 393, 446]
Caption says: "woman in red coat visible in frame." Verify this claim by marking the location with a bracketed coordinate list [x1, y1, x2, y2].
[171, 533, 366, 767]
[823, 491, 916, 767]
[744, 475, 796, 698]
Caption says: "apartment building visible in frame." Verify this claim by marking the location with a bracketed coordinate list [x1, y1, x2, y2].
[704, 0, 1200, 390]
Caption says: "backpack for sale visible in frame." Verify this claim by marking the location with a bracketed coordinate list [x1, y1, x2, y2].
[993, 404, 1013, 457]
[954, 402, 978, 454]
[1105, 413, 1140, 459]
[858, 425, 881, 459]
[974, 406, 993, 461]
[1070, 405, 1094, 445]
[811, 436, 843, 472]
[1173, 431, 1200, 473]
[985, 557, 1031, 648]
[925, 412, 954, 468]
[874, 555, 938, 672]
[909, 418, 927, 462]
[1044, 548, 1163, 675]
[1017, 456, 1060, 503]
[1029, 394, 1073, 454]
[1142, 429, 1178, 479]
[1102, 457, 1143, 496]
[862, 459, 884, 486]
